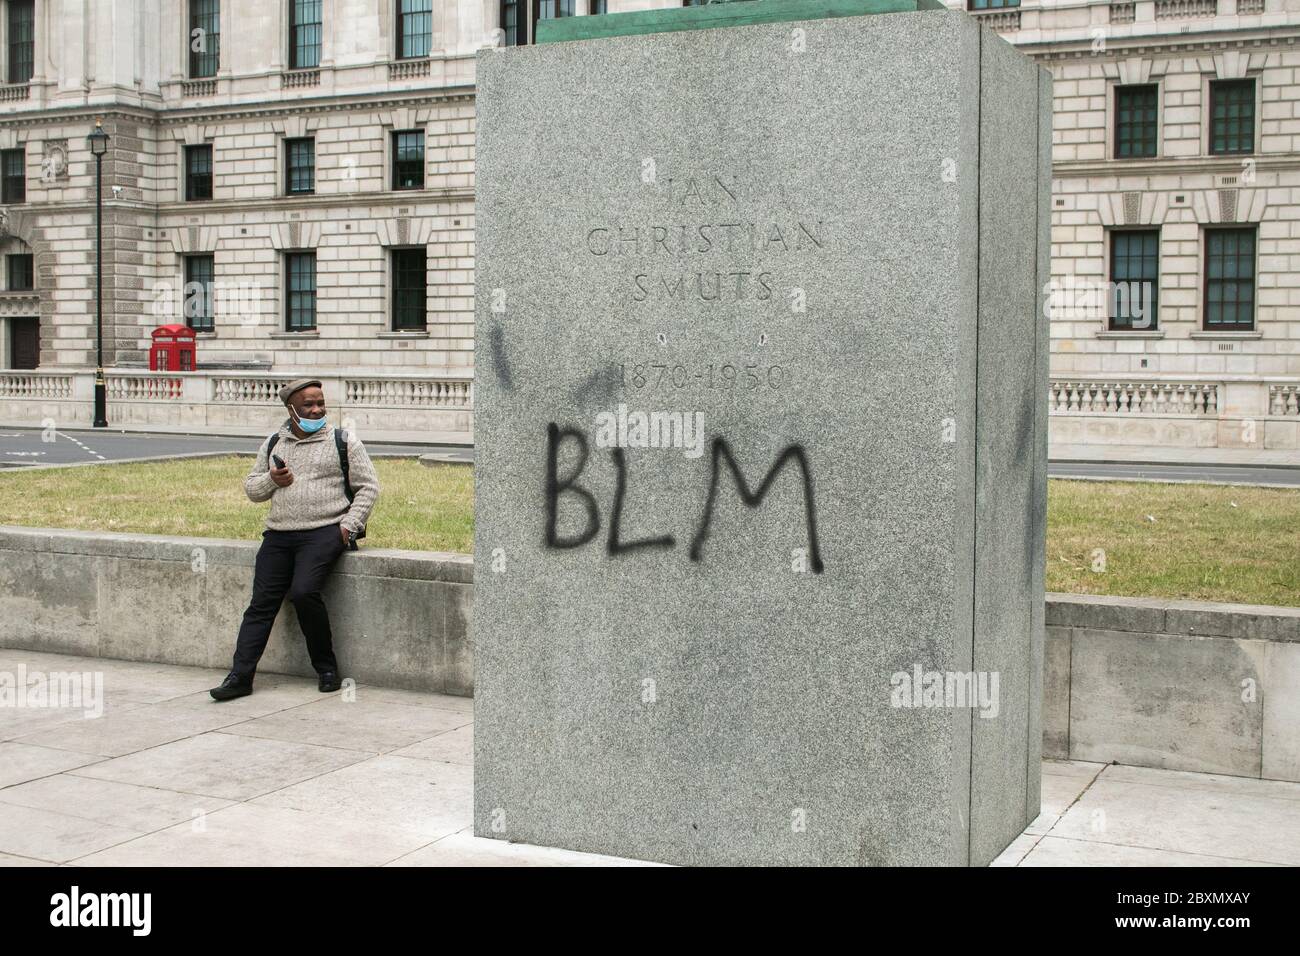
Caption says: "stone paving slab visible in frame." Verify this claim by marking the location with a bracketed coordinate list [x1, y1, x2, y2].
[1, 653, 1297, 867]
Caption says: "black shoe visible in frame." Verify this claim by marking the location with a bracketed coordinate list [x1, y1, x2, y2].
[210, 672, 253, 701]
[318, 671, 341, 693]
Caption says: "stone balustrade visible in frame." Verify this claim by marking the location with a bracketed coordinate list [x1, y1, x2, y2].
[0, 369, 474, 440]
[1154, 0, 1218, 18]
[1050, 380, 1220, 416]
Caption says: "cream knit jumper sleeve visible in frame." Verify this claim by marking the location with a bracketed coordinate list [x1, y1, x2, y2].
[244, 421, 381, 533]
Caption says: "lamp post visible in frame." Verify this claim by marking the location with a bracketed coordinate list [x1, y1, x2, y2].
[87, 118, 109, 428]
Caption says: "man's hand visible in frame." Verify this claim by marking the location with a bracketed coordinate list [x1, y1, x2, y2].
[270, 464, 294, 488]
[339, 524, 351, 546]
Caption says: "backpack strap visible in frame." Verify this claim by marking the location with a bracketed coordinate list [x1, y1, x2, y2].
[266, 432, 281, 459]
[335, 427, 354, 503]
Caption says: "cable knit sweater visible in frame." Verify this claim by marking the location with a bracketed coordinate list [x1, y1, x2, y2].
[244, 420, 380, 534]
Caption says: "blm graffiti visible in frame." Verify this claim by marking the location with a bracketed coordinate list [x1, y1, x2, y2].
[543, 424, 824, 573]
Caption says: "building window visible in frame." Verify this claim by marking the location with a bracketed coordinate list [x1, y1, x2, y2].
[184, 255, 215, 333]
[285, 137, 314, 195]
[591, 0, 606, 11]
[391, 248, 427, 331]
[534, 0, 573, 38]
[502, 0, 575, 45]
[967, 0, 1020, 8]
[501, 0, 524, 45]
[1115, 84, 1158, 159]
[7, 0, 34, 85]
[1, 148, 25, 204]
[290, 0, 322, 69]
[189, 0, 221, 78]
[392, 130, 424, 190]
[7, 253, 33, 291]
[285, 252, 317, 331]
[397, 0, 432, 59]
[1108, 230, 1159, 331]
[1204, 228, 1256, 331]
[185, 144, 213, 201]
[537, 0, 574, 17]
[1209, 78, 1254, 155]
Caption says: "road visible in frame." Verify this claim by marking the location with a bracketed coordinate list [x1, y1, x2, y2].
[0, 427, 473, 467]
[1, 427, 1296, 485]
[1048, 460, 1300, 487]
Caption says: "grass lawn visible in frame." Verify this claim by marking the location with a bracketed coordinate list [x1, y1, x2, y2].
[0, 458, 1296, 606]
[0, 457, 473, 554]
[1046, 479, 1299, 607]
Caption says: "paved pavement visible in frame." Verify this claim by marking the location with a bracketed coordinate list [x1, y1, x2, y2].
[1, 649, 1295, 867]
[0, 427, 473, 467]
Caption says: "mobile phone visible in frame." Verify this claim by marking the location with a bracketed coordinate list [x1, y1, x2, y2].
[271, 454, 286, 469]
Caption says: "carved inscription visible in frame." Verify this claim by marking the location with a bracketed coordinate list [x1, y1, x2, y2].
[585, 173, 830, 304]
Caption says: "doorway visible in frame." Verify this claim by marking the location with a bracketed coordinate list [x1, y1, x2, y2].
[8, 318, 39, 369]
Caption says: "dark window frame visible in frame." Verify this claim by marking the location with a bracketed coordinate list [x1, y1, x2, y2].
[184, 254, 216, 333]
[7, 0, 34, 85]
[1209, 78, 1255, 156]
[1108, 229, 1161, 332]
[501, 0, 526, 46]
[391, 247, 428, 332]
[967, 0, 1020, 8]
[1, 147, 26, 204]
[397, 0, 433, 59]
[284, 137, 315, 195]
[7, 253, 33, 291]
[285, 251, 317, 332]
[391, 129, 425, 191]
[184, 144, 213, 201]
[289, 0, 322, 70]
[1203, 227, 1257, 331]
[1114, 84, 1158, 160]
[188, 0, 221, 79]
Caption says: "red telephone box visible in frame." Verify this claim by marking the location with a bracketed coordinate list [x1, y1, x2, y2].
[149, 324, 197, 372]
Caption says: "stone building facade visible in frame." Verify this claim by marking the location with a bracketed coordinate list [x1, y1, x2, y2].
[956, 0, 1300, 449]
[0, 0, 1298, 448]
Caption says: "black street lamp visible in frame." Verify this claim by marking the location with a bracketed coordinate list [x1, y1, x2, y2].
[87, 118, 109, 428]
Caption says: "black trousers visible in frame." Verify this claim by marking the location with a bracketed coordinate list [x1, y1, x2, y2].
[231, 523, 346, 680]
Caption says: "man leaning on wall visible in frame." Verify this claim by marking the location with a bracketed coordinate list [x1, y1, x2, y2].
[210, 378, 380, 701]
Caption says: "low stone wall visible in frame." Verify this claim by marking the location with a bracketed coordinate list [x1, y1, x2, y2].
[1044, 592, 1299, 782]
[0, 526, 473, 696]
[1, 526, 1296, 782]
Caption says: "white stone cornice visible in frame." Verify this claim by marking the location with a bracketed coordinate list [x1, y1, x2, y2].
[1029, 31, 1300, 61]
[0, 90, 476, 133]
[1214, 49, 1250, 79]
[269, 220, 323, 251]
[1187, 187, 1264, 224]
[173, 123, 211, 146]
[1116, 57, 1152, 85]
[1053, 155, 1300, 178]
[169, 225, 219, 255]
[274, 115, 319, 138]
[374, 217, 435, 247]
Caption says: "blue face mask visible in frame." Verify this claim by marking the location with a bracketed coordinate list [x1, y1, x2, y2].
[291, 409, 327, 434]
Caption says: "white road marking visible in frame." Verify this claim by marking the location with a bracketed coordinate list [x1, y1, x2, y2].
[53, 430, 107, 461]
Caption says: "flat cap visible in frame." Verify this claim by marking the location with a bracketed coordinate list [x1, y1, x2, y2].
[278, 378, 322, 405]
